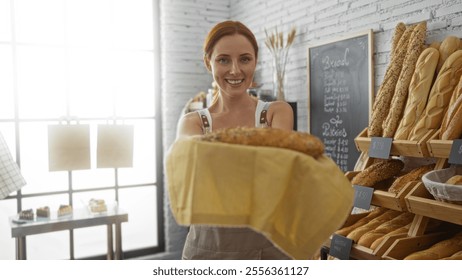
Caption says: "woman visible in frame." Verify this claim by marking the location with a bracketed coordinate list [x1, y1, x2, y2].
[176, 20, 294, 259]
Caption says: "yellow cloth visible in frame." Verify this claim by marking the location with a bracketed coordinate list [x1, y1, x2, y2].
[166, 138, 354, 260]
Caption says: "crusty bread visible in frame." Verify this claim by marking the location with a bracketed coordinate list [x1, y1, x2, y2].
[404, 231, 462, 260]
[408, 50, 462, 141]
[368, 24, 415, 137]
[198, 127, 325, 158]
[429, 41, 440, 50]
[370, 223, 411, 251]
[440, 76, 462, 140]
[437, 36, 461, 72]
[357, 212, 414, 248]
[394, 48, 439, 140]
[441, 250, 462, 260]
[387, 164, 435, 194]
[390, 22, 406, 56]
[445, 175, 462, 185]
[335, 207, 387, 236]
[346, 210, 401, 243]
[351, 159, 404, 188]
[382, 22, 427, 138]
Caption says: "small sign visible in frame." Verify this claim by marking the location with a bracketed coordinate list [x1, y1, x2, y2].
[353, 185, 374, 210]
[449, 139, 462, 165]
[368, 137, 392, 159]
[329, 234, 353, 260]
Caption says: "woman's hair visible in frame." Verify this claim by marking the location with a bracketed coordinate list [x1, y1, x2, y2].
[203, 21, 258, 66]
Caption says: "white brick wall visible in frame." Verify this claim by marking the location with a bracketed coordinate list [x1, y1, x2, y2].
[159, 0, 462, 258]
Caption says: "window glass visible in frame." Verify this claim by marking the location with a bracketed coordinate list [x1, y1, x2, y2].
[0, 45, 14, 119]
[0, 199, 17, 260]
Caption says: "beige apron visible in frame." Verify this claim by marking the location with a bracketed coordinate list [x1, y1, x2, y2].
[183, 101, 290, 260]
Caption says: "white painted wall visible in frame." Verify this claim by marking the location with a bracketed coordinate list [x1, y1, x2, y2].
[159, 0, 462, 259]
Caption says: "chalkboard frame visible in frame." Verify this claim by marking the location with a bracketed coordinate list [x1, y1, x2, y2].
[307, 30, 374, 171]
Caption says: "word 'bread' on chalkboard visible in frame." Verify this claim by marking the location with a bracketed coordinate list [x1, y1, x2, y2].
[449, 139, 462, 165]
[308, 30, 373, 172]
[368, 137, 392, 159]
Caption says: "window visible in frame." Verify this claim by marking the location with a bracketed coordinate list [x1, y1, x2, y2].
[0, 0, 163, 259]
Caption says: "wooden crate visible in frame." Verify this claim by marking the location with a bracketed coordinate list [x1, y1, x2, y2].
[381, 232, 450, 260]
[354, 127, 434, 158]
[348, 171, 416, 211]
[405, 182, 462, 226]
[426, 130, 453, 158]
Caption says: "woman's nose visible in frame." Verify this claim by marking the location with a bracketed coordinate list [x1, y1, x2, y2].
[230, 60, 240, 74]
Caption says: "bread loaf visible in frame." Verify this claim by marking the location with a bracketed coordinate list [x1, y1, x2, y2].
[357, 212, 414, 248]
[346, 210, 401, 242]
[198, 127, 325, 158]
[390, 22, 406, 56]
[368, 24, 415, 137]
[404, 231, 462, 260]
[441, 250, 462, 260]
[335, 207, 387, 236]
[351, 159, 404, 188]
[429, 41, 440, 50]
[445, 175, 462, 185]
[370, 223, 411, 250]
[382, 22, 427, 138]
[387, 163, 435, 194]
[394, 48, 439, 140]
[437, 36, 461, 72]
[440, 77, 462, 140]
[408, 50, 462, 141]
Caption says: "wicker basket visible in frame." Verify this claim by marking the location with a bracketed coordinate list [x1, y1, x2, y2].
[422, 166, 462, 205]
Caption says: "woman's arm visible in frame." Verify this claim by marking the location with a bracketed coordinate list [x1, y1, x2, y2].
[268, 101, 294, 131]
[176, 112, 204, 139]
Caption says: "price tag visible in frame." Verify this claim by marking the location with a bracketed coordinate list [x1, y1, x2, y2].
[353, 185, 374, 210]
[368, 137, 392, 159]
[449, 139, 462, 165]
[329, 234, 353, 260]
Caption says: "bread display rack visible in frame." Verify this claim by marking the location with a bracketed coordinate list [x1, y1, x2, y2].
[320, 21, 462, 260]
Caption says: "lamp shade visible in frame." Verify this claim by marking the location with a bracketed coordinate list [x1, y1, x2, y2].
[0, 133, 26, 199]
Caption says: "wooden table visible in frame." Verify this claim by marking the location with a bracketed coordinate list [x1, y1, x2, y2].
[10, 207, 128, 260]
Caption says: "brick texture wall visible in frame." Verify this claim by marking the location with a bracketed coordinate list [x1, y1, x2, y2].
[159, 0, 462, 259]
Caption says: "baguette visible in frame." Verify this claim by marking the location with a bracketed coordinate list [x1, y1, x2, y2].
[370, 223, 411, 250]
[408, 50, 462, 141]
[346, 210, 401, 242]
[357, 212, 414, 248]
[441, 250, 462, 260]
[390, 22, 406, 56]
[198, 127, 325, 158]
[437, 36, 461, 72]
[351, 159, 404, 188]
[382, 22, 427, 138]
[368, 24, 415, 137]
[429, 41, 440, 50]
[404, 231, 462, 260]
[394, 48, 439, 140]
[387, 163, 435, 194]
[440, 77, 462, 139]
[335, 207, 387, 236]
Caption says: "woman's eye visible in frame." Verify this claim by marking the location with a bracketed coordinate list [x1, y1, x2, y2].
[241, 56, 252, 63]
[217, 58, 229, 64]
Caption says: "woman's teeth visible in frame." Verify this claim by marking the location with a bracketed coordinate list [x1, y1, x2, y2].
[227, 79, 243, 85]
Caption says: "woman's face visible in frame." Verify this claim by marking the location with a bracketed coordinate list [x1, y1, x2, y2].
[208, 34, 257, 97]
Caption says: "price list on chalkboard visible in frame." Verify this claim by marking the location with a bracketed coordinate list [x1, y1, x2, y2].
[308, 31, 372, 172]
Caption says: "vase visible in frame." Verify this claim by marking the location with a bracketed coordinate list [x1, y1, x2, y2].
[272, 55, 286, 101]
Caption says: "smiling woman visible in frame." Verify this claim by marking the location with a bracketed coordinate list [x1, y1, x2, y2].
[173, 21, 294, 260]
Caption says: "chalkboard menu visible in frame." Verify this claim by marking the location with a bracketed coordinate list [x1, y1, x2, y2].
[308, 31, 373, 172]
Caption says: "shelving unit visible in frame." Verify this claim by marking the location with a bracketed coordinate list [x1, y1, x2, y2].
[321, 128, 462, 260]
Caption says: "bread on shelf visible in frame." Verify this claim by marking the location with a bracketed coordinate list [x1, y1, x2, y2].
[351, 159, 404, 188]
[18, 209, 34, 220]
[58, 205, 73, 217]
[36, 206, 50, 218]
[89, 199, 107, 213]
